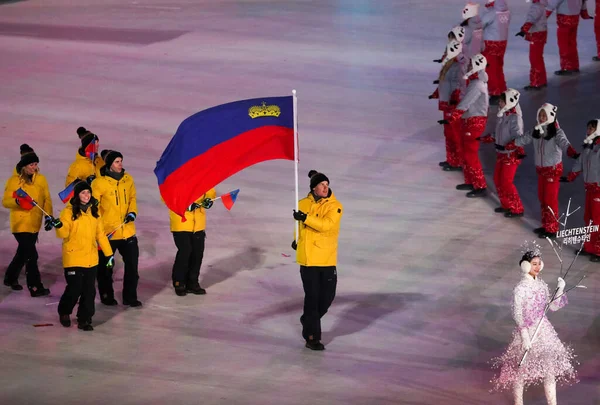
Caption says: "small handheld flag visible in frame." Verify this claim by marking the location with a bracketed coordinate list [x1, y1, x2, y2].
[59, 181, 77, 204]
[84, 137, 98, 162]
[15, 188, 52, 217]
[216, 189, 240, 211]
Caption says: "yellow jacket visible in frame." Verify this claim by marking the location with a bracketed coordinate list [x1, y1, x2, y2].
[91, 170, 137, 240]
[295, 191, 343, 267]
[168, 188, 217, 232]
[56, 204, 113, 268]
[65, 153, 104, 187]
[2, 172, 53, 233]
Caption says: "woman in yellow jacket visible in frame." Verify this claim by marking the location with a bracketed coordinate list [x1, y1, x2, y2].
[65, 132, 104, 187]
[2, 146, 54, 296]
[91, 150, 141, 307]
[55, 181, 114, 331]
[292, 170, 343, 351]
[167, 188, 216, 296]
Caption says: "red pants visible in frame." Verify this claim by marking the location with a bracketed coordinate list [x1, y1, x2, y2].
[583, 184, 600, 255]
[482, 40, 507, 96]
[494, 153, 523, 214]
[595, 11, 600, 57]
[442, 109, 463, 167]
[528, 31, 547, 87]
[461, 117, 487, 190]
[557, 14, 580, 71]
[536, 163, 563, 233]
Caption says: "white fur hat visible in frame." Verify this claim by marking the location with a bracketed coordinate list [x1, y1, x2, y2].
[462, 3, 479, 20]
[497, 88, 521, 117]
[450, 26, 466, 43]
[463, 53, 487, 79]
[442, 40, 463, 65]
[535, 103, 558, 134]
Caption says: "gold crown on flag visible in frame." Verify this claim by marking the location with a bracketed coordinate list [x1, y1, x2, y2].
[248, 101, 281, 119]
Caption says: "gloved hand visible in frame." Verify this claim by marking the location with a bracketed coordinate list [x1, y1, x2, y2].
[52, 218, 63, 229]
[433, 80, 439, 85]
[476, 134, 494, 143]
[570, 152, 581, 159]
[428, 94, 435, 99]
[187, 202, 201, 211]
[200, 198, 213, 209]
[438, 119, 449, 125]
[556, 277, 566, 295]
[515, 31, 525, 37]
[580, 10, 593, 19]
[520, 328, 532, 351]
[449, 100, 458, 106]
[433, 58, 443, 63]
[495, 143, 506, 151]
[44, 216, 54, 231]
[106, 256, 115, 270]
[517, 154, 527, 160]
[291, 240, 297, 250]
[559, 176, 569, 183]
[124, 212, 136, 224]
[86, 175, 96, 185]
[293, 210, 307, 222]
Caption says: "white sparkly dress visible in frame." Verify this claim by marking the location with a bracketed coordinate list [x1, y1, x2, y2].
[492, 273, 577, 391]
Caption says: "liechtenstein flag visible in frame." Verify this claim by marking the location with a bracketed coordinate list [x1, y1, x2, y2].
[59, 180, 77, 203]
[155, 96, 295, 219]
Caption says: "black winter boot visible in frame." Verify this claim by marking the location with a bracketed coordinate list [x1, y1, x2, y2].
[186, 284, 206, 295]
[29, 285, 50, 297]
[77, 320, 93, 331]
[101, 294, 118, 306]
[533, 227, 545, 234]
[466, 188, 486, 198]
[504, 211, 524, 218]
[494, 207, 507, 213]
[305, 340, 325, 351]
[456, 183, 474, 191]
[4, 280, 23, 291]
[59, 314, 71, 327]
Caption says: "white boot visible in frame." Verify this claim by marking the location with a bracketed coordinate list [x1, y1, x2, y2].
[544, 377, 557, 405]
[513, 381, 524, 405]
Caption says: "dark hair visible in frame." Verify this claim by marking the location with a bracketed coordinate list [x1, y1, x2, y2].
[500, 93, 506, 103]
[448, 32, 456, 41]
[587, 120, 598, 129]
[71, 196, 99, 220]
[545, 121, 557, 139]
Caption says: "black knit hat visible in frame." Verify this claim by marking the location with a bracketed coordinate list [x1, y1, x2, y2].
[100, 149, 111, 160]
[77, 127, 88, 138]
[81, 132, 97, 150]
[74, 180, 92, 196]
[308, 170, 330, 189]
[16, 144, 39, 172]
[104, 150, 123, 170]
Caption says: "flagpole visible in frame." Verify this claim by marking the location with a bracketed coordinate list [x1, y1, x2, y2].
[292, 89, 299, 240]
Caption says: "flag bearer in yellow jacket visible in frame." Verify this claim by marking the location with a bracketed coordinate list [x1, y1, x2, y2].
[91, 151, 141, 307]
[2, 146, 54, 296]
[167, 188, 216, 296]
[56, 181, 114, 331]
[292, 170, 343, 351]
[65, 132, 103, 187]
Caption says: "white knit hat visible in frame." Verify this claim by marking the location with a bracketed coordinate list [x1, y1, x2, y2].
[535, 103, 558, 134]
[462, 3, 479, 20]
[442, 40, 463, 65]
[450, 26, 466, 43]
[463, 54, 487, 79]
[497, 88, 521, 117]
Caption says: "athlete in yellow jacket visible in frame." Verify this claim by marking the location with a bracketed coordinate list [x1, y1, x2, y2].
[91, 150, 141, 307]
[293, 170, 343, 351]
[56, 180, 114, 331]
[167, 188, 216, 296]
[65, 132, 104, 187]
[2, 147, 55, 296]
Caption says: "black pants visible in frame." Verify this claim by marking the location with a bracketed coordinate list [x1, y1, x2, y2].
[172, 231, 205, 288]
[4, 232, 42, 289]
[300, 265, 337, 342]
[98, 236, 139, 302]
[58, 267, 97, 323]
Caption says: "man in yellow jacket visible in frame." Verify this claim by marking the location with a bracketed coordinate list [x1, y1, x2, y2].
[56, 180, 114, 331]
[2, 147, 55, 296]
[292, 170, 343, 351]
[91, 150, 141, 307]
[167, 188, 216, 296]
[65, 132, 104, 187]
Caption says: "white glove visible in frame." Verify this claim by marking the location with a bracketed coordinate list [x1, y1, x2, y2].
[520, 328, 532, 351]
[557, 277, 566, 293]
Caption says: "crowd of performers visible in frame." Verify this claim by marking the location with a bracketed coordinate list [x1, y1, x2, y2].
[430, 0, 600, 257]
[2, 129, 216, 331]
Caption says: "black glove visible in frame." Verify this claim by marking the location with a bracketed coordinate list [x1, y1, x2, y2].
[515, 31, 525, 37]
[532, 128, 542, 139]
[200, 198, 213, 209]
[433, 80, 439, 84]
[559, 176, 569, 182]
[438, 119, 449, 125]
[86, 175, 96, 185]
[495, 143, 506, 151]
[449, 100, 458, 105]
[293, 210, 307, 222]
[187, 202, 201, 211]
[570, 153, 581, 159]
[124, 212, 136, 224]
[433, 58, 443, 63]
[517, 154, 527, 160]
[44, 216, 53, 231]
[291, 240, 297, 250]
[428, 95, 434, 99]
[52, 218, 63, 229]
